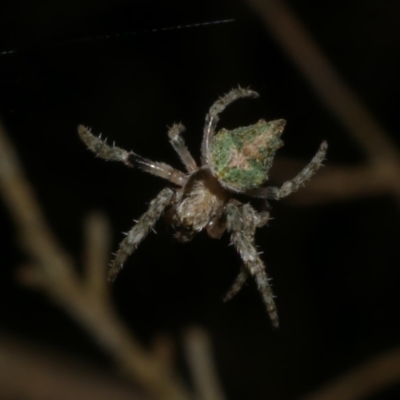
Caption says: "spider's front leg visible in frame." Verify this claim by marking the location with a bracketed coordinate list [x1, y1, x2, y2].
[78, 126, 187, 186]
[108, 187, 175, 282]
[201, 87, 259, 165]
[225, 201, 278, 328]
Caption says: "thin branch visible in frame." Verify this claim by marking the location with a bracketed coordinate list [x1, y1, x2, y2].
[83, 212, 111, 300]
[302, 347, 400, 400]
[184, 327, 226, 400]
[0, 334, 147, 400]
[0, 119, 191, 400]
[270, 159, 393, 205]
[152, 334, 176, 371]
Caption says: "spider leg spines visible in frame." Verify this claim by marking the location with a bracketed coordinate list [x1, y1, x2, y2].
[167, 123, 198, 173]
[225, 201, 279, 327]
[210, 87, 259, 116]
[255, 210, 270, 228]
[224, 205, 270, 300]
[246, 141, 328, 201]
[108, 187, 175, 282]
[167, 122, 186, 140]
[201, 87, 260, 165]
[270, 140, 327, 200]
[78, 125, 130, 164]
[224, 266, 249, 302]
[78, 125, 187, 186]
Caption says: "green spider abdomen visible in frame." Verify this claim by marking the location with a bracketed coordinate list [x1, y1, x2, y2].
[209, 119, 286, 191]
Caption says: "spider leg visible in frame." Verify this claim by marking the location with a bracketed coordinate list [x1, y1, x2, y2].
[201, 87, 259, 165]
[108, 187, 175, 282]
[225, 201, 278, 327]
[254, 204, 271, 229]
[78, 125, 187, 186]
[224, 205, 271, 301]
[224, 265, 250, 302]
[247, 141, 328, 200]
[167, 123, 198, 173]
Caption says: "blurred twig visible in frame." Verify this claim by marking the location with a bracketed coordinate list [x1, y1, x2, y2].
[247, 0, 400, 204]
[0, 119, 191, 400]
[83, 212, 111, 301]
[0, 334, 147, 400]
[302, 347, 400, 400]
[271, 159, 390, 205]
[184, 327, 226, 400]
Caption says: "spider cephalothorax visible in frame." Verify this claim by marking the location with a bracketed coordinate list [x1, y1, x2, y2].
[78, 87, 327, 327]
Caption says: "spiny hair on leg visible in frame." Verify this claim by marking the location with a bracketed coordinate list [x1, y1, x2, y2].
[225, 201, 279, 327]
[108, 187, 175, 282]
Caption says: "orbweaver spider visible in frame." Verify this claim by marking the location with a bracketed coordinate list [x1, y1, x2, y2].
[78, 87, 327, 327]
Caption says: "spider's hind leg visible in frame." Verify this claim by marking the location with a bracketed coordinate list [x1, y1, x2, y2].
[270, 141, 327, 200]
[224, 204, 270, 302]
[248, 141, 328, 201]
[108, 187, 175, 282]
[224, 265, 250, 302]
[225, 201, 278, 327]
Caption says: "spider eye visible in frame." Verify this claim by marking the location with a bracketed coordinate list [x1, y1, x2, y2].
[209, 119, 285, 191]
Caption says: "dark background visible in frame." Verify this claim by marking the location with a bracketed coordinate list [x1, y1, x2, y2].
[0, 0, 400, 399]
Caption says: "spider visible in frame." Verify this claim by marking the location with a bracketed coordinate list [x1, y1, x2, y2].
[78, 87, 327, 328]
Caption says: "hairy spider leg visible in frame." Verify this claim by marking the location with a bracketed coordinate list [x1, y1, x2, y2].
[225, 201, 279, 328]
[127, 153, 187, 186]
[78, 125, 187, 186]
[201, 87, 259, 165]
[246, 141, 328, 200]
[224, 204, 271, 301]
[167, 123, 198, 173]
[108, 187, 175, 282]
[224, 265, 250, 302]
